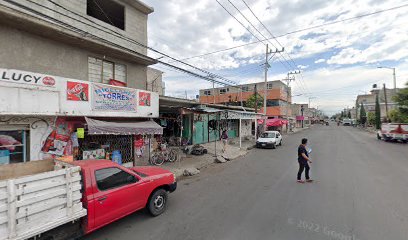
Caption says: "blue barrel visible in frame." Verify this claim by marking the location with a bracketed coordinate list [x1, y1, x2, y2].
[112, 150, 122, 165]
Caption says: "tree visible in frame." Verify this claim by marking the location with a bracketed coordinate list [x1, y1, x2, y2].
[375, 94, 381, 129]
[389, 109, 408, 123]
[245, 93, 263, 109]
[391, 81, 408, 123]
[347, 111, 351, 119]
[367, 112, 375, 126]
[360, 103, 366, 125]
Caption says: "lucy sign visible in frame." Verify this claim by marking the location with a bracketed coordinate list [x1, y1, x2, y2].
[92, 83, 137, 112]
[0, 68, 56, 86]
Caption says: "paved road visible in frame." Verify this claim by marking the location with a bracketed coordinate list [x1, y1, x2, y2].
[84, 125, 408, 240]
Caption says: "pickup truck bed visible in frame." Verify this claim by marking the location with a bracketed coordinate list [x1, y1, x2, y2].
[0, 160, 87, 240]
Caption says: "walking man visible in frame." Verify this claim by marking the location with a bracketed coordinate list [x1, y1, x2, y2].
[221, 129, 228, 153]
[297, 138, 313, 183]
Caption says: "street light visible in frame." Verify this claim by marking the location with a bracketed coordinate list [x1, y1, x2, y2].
[377, 66, 396, 91]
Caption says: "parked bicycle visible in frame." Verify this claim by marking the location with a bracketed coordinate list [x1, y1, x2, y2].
[150, 143, 179, 166]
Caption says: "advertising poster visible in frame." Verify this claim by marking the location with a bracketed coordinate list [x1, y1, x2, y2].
[67, 81, 89, 101]
[42, 117, 72, 156]
[92, 83, 137, 112]
[139, 91, 151, 106]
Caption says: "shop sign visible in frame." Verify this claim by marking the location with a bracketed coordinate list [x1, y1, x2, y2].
[0, 68, 56, 87]
[139, 91, 151, 106]
[92, 83, 137, 112]
[67, 81, 89, 101]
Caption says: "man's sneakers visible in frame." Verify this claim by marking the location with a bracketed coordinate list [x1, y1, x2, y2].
[297, 179, 314, 183]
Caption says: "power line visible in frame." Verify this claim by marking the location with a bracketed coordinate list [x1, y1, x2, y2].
[240, 0, 311, 94]
[218, 0, 309, 95]
[179, 3, 408, 61]
[32, 0, 237, 85]
[4, 0, 238, 89]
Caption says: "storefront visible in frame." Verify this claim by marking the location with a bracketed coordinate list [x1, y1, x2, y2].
[0, 68, 159, 165]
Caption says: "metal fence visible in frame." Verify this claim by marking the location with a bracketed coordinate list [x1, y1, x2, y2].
[78, 135, 133, 164]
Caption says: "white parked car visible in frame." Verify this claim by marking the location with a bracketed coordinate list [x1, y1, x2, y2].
[256, 131, 282, 149]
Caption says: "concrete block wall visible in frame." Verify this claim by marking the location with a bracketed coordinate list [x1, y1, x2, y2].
[1, 0, 149, 55]
[0, 25, 147, 89]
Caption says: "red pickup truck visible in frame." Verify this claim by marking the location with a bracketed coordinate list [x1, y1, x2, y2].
[35, 160, 177, 240]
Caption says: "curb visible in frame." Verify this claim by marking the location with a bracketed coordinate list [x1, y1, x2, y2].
[171, 148, 253, 180]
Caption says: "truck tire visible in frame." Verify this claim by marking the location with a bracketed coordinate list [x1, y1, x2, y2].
[272, 143, 276, 149]
[148, 189, 168, 217]
[377, 133, 381, 140]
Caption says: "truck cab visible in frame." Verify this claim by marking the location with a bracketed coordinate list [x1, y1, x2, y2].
[72, 160, 177, 235]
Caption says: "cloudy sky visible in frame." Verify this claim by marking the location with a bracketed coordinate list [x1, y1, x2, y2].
[143, 0, 408, 115]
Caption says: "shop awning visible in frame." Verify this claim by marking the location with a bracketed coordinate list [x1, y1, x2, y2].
[85, 117, 163, 135]
[257, 118, 288, 127]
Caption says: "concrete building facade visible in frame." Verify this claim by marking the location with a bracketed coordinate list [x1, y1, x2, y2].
[356, 88, 399, 120]
[0, 0, 160, 164]
[199, 80, 291, 118]
[146, 67, 165, 95]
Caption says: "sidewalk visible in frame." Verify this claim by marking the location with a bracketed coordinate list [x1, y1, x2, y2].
[160, 128, 312, 179]
[159, 137, 255, 179]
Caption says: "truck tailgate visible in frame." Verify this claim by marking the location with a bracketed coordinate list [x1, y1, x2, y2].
[0, 162, 87, 240]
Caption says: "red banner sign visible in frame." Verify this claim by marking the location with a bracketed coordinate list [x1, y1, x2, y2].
[67, 81, 89, 101]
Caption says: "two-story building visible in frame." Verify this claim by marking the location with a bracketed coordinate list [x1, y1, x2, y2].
[356, 88, 399, 120]
[0, 0, 162, 165]
[199, 80, 291, 118]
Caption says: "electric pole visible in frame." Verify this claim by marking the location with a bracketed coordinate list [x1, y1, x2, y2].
[263, 44, 284, 115]
[285, 70, 300, 132]
[383, 83, 389, 120]
[254, 84, 258, 113]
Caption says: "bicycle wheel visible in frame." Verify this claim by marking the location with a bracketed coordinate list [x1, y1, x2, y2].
[168, 150, 177, 162]
[151, 152, 165, 166]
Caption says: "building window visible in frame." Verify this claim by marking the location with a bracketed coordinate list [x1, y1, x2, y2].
[87, 0, 125, 30]
[0, 129, 29, 164]
[220, 88, 229, 95]
[242, 86, 249, 92]
[267, 83, 273, 89]
[266, 99, 280, 107]
[204, 90, 212, 96]
[88, 57, 127, 84]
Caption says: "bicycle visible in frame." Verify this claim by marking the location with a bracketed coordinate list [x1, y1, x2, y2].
[150, 143, 178, 166]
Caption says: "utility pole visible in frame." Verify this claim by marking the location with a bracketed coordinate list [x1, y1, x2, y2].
[383, 83, 389, 119]
[212, 81, 215, 104]
[254, 84, 258, 113]
[392, 68, 396, 92]
[263, 44, 284, 115]
[285, 71, 300, 132]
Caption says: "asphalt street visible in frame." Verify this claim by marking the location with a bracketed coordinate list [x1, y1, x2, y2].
[84, 124, 408, 240]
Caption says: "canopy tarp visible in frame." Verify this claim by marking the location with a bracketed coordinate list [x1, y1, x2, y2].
[257, 118, 288, 127]
[85, 117, 163, 135]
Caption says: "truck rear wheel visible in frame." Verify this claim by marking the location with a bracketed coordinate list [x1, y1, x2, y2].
[148, 189, 168, 217]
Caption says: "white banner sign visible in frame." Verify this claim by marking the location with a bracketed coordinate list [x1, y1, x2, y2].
[92, 83, 137, 112]
[0, 68, 56, 87]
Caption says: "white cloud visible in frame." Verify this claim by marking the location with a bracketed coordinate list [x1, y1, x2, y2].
[143, 0, 408, 113]
[298, 64, 309, 69]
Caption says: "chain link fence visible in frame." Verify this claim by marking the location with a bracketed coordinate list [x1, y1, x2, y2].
[78, 135, 133, 164]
